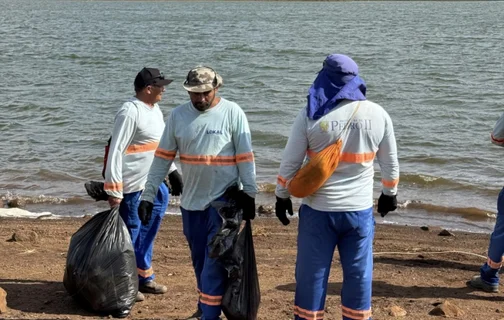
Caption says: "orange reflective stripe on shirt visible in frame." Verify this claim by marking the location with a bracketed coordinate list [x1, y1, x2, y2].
[104, 182, 123, 192]
[180, 154, 237, 166]
[277, 175, 287, 187]
[382, 178, 399, 188]
[126, 141, 159, 154]
[294, 305, 324, 320]
[155, 148, 177, 161]
[306, 149, 375, 163]
[341, 306, 372, 320]
[340, 152, 375, 163]
[236, 152, 254, 163]
[199, 292, 222, 306]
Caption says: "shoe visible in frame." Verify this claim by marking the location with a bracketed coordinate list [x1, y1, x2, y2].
[136, 291, 145, 302]
[139, 280, 168, 294]
[185, 307, 202, 320]
[112, 308, 131, 318]
[467, 275, 499, 293]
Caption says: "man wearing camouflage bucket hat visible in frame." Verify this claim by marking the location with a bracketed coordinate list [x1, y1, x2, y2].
[139, 66, 258, 319]
[183, 66, 223, 95]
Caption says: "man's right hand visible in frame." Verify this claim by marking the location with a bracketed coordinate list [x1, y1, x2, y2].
[108, 196, 122, 208]
[275, 196, 294, 226]
[138, 200, 154, 226]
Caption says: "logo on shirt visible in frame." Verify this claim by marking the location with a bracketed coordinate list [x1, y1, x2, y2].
[319, 121, 329, 133]
[206, 129, 223, 135]
[319, 119, 372, 133]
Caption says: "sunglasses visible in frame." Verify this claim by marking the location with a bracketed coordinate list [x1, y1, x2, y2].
[149, 75, 166, 88]
[155, 72, 166, 80]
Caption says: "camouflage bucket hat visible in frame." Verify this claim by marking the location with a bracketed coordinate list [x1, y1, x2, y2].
[183, 66, 223, 93]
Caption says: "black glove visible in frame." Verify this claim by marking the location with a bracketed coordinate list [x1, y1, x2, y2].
[138, 200, 154, 226]
[84, 181, 108, 201]
[275, 196, 294, 226]
[237, 191, 256, 220]
[168, 170, 183, 196]
[377, 193, 397, 217]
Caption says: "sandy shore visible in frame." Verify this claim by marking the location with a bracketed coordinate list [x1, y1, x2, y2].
[0, 215, 503, 319]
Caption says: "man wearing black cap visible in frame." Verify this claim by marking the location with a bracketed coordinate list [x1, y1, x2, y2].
[104, 67, 183, 302]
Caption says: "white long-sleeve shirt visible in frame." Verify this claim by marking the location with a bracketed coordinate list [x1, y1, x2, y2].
[141, 98, 257, 210]
[276, 99, 399, 212]
[104, 98, 176, 198]
[491, 112, 504, 147]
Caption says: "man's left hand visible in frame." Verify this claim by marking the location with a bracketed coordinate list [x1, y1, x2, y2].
[138, 200, 154, 226]
[275, 196, 293, 226]
[377, 193, 397, 217]
[238, 191, 256, 220]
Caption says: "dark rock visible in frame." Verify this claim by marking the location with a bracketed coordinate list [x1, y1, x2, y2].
[429, 300, 464, 317]
[438, 229, 455, 237]
[6, 198, 26, 208]
[258, 205, 274, 216]
[8, 230, 39, 243]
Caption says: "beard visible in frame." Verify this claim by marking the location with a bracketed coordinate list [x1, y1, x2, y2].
[193, 95, 215, 111]
[193, 102, 210, 111]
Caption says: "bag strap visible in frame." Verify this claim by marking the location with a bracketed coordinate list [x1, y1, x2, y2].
[337, 102, 361, 140]
[108, 100, 141, 140]
[342, 102, 361, 131]
[114, 100, 141, 142]
[128, 101, 140, 144]
[103, 101, 141, 177]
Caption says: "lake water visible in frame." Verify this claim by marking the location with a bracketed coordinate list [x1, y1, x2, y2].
[1, 0, 503, 233]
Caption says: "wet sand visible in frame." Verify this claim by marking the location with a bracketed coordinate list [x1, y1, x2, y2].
[0, 215, 503, 319]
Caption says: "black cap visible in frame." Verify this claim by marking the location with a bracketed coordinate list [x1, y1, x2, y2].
[134, 68, 173, 90]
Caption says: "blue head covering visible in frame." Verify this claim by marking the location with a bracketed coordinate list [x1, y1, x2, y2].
[307, 54, 367, 120]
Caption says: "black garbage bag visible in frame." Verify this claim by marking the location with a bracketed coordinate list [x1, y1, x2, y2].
[208, 186, 242, 261]
[209, 189, 261, 320]
[63, 207, 138, 318]
[221, 220, 261, 320]
[84, 181, 109, 201]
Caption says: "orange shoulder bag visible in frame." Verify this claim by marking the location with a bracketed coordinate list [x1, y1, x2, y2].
[287, 102, 361, 198]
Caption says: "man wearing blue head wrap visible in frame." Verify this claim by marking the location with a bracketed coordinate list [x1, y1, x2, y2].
[275, 54, 400, 320]
[306, 54, 367, 121]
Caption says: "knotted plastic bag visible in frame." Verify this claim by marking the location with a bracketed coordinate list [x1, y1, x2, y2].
[209, 188, 261, 320]
[208, 190, 242, 261]
[84, 181, 108, 201]
[221, 220, 261, 320]
[63, 207, 138, 318]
